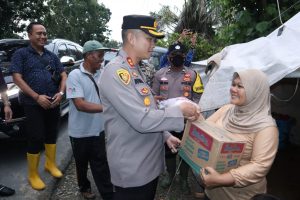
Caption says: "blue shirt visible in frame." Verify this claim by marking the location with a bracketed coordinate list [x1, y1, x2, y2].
[159, 49, 195, 68]
[0, 70, 7, 93]
[66, 64, 104, 138]
[10, 45, 64, 105]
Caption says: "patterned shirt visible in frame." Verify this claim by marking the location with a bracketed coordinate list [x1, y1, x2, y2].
[10, 45, 64, 105]
[0, 70, 7, 93]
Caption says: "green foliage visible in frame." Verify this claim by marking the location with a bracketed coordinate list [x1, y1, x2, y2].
[102, 39, 122, 49]
[213, 0, 300, 46]
[0, 0, 48, 38]
[150, 6, 179, 32]
[157, 32, 220, 61]
[43, 0, 111, 45]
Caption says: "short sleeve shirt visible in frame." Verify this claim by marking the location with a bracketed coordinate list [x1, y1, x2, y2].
[0, 70, 7, 93]
[10, 45, 64, 105]
[66, 64, 104, 138]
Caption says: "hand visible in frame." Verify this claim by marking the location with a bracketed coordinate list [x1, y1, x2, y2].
[179, 102, 200, 121]
[154, 95, 166, 104]
[190, 33, 197, 47]
[178, 29, 190, 42]
[200, 167, 235, 189]
[200, 167, 219, 188]
[4, 105, 13, 121]
[36, 94, 52, 109]
[166, 135, 181, 153]
[50, 92, 63, 108]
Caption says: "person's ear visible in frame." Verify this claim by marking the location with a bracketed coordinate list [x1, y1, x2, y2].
[127, 31, 136, 47]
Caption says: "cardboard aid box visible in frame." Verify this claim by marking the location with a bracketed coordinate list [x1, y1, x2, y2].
[179, 120, 246, 174]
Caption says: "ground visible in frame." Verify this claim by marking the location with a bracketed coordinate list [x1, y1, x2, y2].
[50, 158, 202, 200]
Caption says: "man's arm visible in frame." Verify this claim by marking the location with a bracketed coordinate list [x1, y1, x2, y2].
[12, 73, 52, 109]
[72, 98, 103, 113]
[0, 91, 12, 121]
[59, 72, 67, 94]
[51, 71, 67, 106]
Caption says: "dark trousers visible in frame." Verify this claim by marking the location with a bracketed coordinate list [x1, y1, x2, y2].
[165, 131, 189, 180]
[113, 177, 158, 200]
[24, 105, 60, 154]
[70, 133, 113, 200]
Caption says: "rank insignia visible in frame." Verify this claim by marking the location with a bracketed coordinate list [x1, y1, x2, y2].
[183, 92, 190, 97]
[184, 73, 191, 78]
[144, 96, 151, 106]
[183, 77, 191, 82]
[141, 87, 149, 95]
[132, 71, 139, 77]
[127, 57, 135, 68]
[160, 85, 168, 91]
[117, 69, 131, 85]
[183, 86, 191, 91]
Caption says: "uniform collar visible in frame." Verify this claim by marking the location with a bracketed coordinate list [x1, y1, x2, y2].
[167, 66, 186, 74]
[118, 48, 139, 69]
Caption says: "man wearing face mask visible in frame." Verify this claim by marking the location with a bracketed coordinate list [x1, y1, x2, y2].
[152, 42, 204, 194]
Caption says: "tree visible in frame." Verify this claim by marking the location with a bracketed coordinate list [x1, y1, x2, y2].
[43, 0, 111, 45]
[0, 0, 48, 38]
[212, 0, 300, 45]
[102, 39, 121, 49]
[150, 5, 179, 33]
[176, 0, 214, 38]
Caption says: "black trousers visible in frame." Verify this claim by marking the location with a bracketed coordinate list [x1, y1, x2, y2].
[70, 133, 113, 200]
[24, 105, 60, 154]
[113, 177, 158, 200]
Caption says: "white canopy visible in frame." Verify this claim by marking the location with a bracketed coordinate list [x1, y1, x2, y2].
[198, 12, 300, 111]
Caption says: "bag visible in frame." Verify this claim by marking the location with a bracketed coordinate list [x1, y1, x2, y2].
[50, 70, 62, 85]
[39, 56, 61, 85]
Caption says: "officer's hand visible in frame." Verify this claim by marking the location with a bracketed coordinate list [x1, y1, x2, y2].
[154, 95, 166, 104]
[50, 92, 63, 108]
[36, 95, 52, 109]
[179, 102, 200, 121]
[166, 135, 181, 153]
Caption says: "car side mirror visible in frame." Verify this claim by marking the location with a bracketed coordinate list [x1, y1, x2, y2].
[60, 56, 75, 66]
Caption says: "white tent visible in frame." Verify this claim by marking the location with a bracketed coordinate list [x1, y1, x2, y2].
[197, 12, 300, 111]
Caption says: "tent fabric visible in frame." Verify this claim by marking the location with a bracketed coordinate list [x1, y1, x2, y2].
[198, 12, 300, 112]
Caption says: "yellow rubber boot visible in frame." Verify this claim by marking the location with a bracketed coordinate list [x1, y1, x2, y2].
[27, 153, 46, 190]
[44, 144, 63, 178]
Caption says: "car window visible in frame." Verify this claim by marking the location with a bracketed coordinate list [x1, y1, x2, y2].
[149, 52, 161, 70]
[75, 46, 83, 60]
[67, 44, 80, 61]
[104, 50, 118, 66]
[57, 44, 68, 59]
[0, 42, 29, 75]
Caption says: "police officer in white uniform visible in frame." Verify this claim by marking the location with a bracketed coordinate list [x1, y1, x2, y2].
[98, 15, 200, 200]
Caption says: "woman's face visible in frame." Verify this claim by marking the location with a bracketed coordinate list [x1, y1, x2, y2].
[230, 76, 246, 106]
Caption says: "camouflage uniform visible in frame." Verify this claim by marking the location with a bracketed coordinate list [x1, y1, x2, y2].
[139, 61, 156, 86]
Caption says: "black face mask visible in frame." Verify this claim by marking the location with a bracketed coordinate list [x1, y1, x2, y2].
[170, 55, 185, 67]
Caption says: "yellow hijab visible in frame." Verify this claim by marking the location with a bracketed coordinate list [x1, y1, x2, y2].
[222, 69, 276, 134]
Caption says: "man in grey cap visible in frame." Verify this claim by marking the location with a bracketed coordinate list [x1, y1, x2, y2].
[98, 15, 200, 200]
[66, 40, 113, 200]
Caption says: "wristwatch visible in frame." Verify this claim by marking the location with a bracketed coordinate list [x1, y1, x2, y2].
[59, 91, 64, 96]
